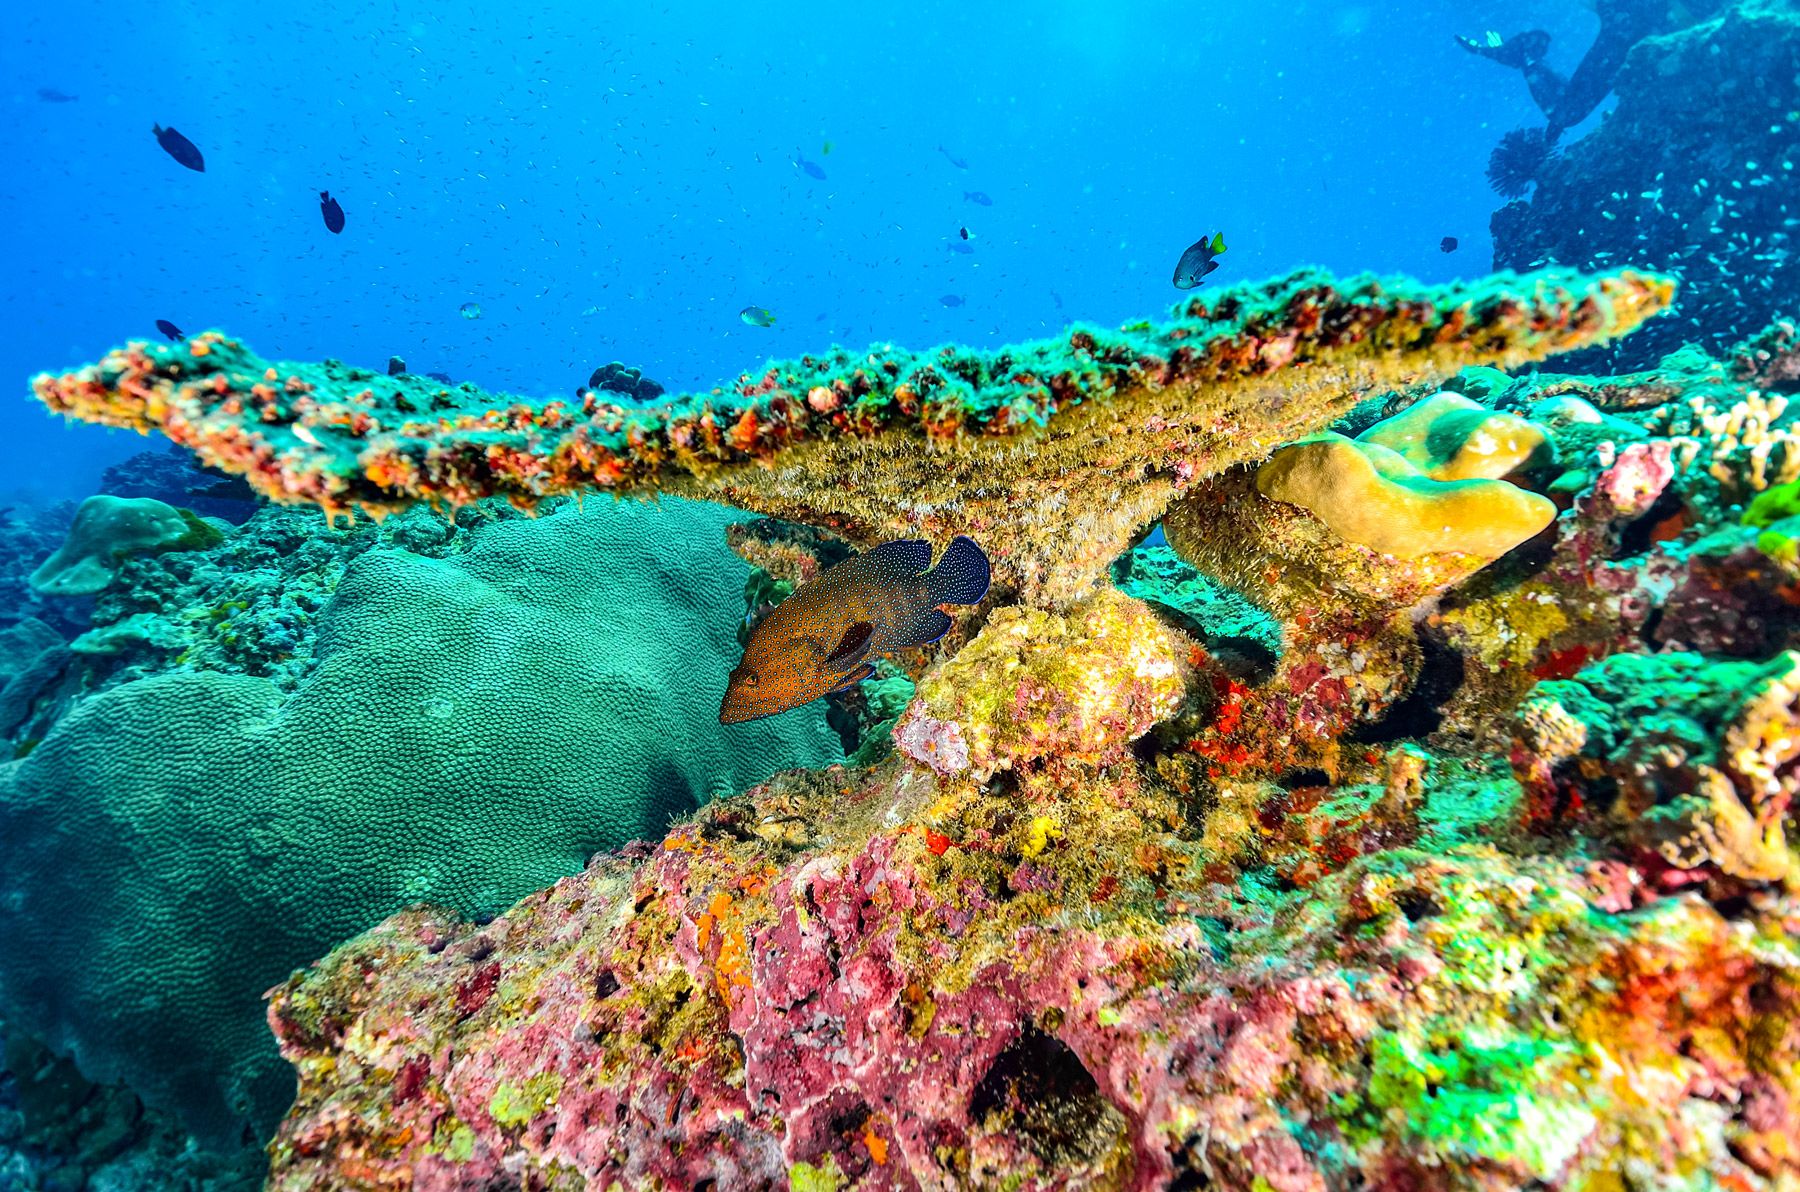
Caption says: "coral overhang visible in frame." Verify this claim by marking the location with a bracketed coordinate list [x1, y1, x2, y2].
[32, 267, 1673, 604]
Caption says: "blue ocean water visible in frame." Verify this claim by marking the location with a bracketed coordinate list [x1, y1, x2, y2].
[3, 0, 1596, 503]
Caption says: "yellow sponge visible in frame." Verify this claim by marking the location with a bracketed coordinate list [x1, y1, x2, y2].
[1255, 433, 1556, 560]
[1355, 392, 1554, 481]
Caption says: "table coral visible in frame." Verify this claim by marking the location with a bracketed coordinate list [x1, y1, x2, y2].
[0, 497, 840, 1144]
[31, 268, 1673, 606]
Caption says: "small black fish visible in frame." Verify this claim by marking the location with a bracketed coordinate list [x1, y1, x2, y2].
[959, 226, 970, 239]
[152, 124, 205, 172]
[387, 356, 407, 376]
[1172, 232, 1228, 289]
[964, 191, 993, 206]
[155, 319, 184, 341]
[36, 87, 77, 103]
[939, 145, 970, 169]
[795, 149, 826, 180]
[940, 295, 965, 307]
[320, 191, 345, 234]
[1440, 236, 1459, 253]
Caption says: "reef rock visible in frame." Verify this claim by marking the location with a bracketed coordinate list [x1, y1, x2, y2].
[261, 333, 1800, 1191]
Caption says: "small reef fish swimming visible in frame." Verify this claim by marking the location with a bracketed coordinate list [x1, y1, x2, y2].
[1441, 235, 1459, 253]
[940, 294, 966, 307]
[939, 145, 970, 169]
[152, 124, 205, 172]
[740, 305, 777, 327]
[319, 191, 345, 234]
[387, 356, 406, 376]
[36, 87, 77, 103]
[154, 319, 183, 342]
[459, 302, 482, 320]
[964, 190, 993, 206]
[720, 536, 990, 724]
[948, 241, 974, 254]
[1172, 231, 1228, 289]
[794, 149, 827, 180]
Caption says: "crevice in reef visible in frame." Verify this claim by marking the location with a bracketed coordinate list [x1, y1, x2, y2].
[1347, 624, 1465, 745]
[969, 1026, 1130, 1172]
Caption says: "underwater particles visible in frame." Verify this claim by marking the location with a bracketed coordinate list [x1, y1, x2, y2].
[720, 536, 990, 723]
[152, 124, 204, 172]
[1173, 231, 1229, 288]
[154, 319, 183, 342]
[319, 191, 345, 234]
[459, 302, 482, 320]
[740, 305, 777, 327]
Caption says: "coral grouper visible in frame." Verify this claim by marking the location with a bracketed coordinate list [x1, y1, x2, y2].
[721, 536, 990, 723]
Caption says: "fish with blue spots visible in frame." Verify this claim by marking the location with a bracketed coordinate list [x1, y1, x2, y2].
[719, 536, 991, 724]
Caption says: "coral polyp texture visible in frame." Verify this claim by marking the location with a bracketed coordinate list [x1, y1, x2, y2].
[259, 312, 1800, 1189]
[32, 267, 1672, 605]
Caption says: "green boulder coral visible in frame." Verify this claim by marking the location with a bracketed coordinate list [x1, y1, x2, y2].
[0, 496, 839, 1142]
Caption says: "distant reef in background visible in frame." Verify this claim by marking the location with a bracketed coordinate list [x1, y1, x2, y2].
[1492, 0, 1800, 369]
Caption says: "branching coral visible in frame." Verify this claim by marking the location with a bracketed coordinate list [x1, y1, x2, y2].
[32, 268, 1673, 605]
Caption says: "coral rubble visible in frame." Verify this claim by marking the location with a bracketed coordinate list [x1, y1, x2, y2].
[32, 268, 1672, 606]
[261, 309, 1800, 1188]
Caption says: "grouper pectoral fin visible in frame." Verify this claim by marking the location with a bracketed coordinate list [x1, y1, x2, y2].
[827, 662, 876, 693]
[826, 621, 876, 665]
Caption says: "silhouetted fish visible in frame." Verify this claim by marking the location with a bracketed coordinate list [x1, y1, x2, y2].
[948, 241, 974, 254]
[964, 191, 993, 206]
[36, 88, 77, 103]
[1172, 232, 1228, 289]
[795, 149, 827, 180]
[153, 125, 204, 172]
[940, 295, 965, 307]
[939, 145, 970, 169]
[387, 356, 407, 376]
[425, 371, 453, 383]
[720, 536, 990, 723]
[155, 319, 184, 342]
[1441, 236, 1459, 253]
[320, 191, 345, 234]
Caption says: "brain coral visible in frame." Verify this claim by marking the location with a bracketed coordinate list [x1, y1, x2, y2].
[0, 495, 839, 1142]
